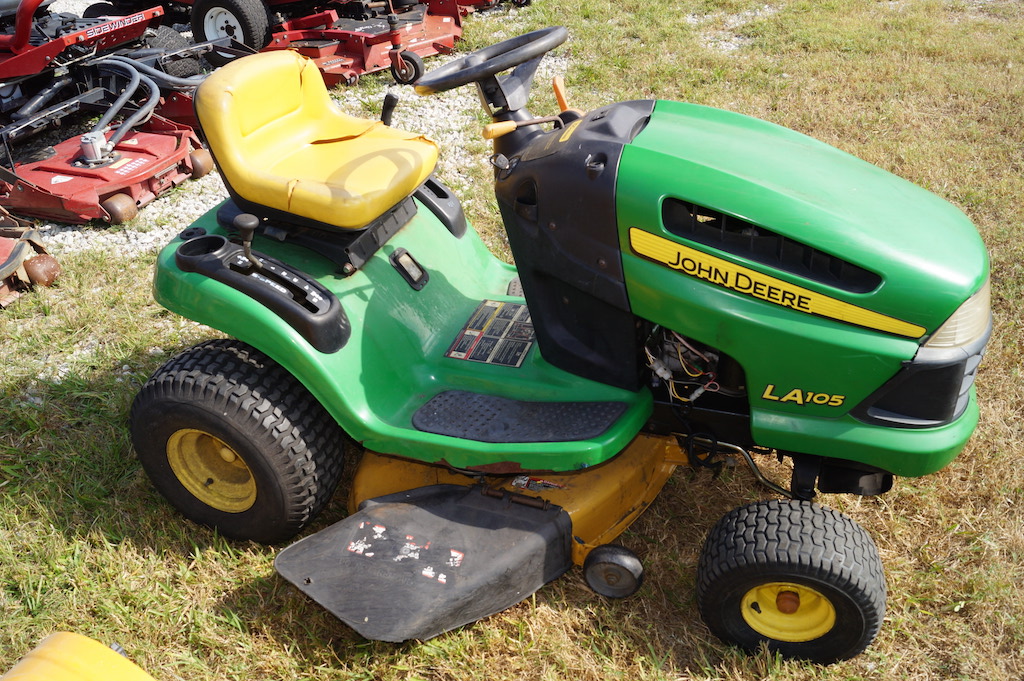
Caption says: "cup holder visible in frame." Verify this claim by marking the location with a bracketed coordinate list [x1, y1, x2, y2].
[175, 234, 237, 273]
[177, 234, 227, 257]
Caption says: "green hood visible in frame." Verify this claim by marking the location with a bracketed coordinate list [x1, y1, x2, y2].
[620, 100, 988, 334]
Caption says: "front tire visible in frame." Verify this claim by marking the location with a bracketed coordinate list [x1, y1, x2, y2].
[696, 499, 886, 663]
[130, 340, 345, 544]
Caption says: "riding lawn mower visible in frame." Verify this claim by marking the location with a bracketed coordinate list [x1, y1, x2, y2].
[0, 0, 240, 224]
[106, 0, 466, 85]
[129, 28, 990, 663]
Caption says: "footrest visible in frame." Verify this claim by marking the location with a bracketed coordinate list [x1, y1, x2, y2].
[412, 390, 627, 443]
[275, 484, 573, 642]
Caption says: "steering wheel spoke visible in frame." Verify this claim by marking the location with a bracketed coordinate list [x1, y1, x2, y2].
[415, 26, 568, 110]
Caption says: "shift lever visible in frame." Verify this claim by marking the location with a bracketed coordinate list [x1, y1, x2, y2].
[233, 213, 262, 271]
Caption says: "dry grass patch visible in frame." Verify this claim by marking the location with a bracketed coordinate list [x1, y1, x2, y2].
[2, 0, 1023, 679]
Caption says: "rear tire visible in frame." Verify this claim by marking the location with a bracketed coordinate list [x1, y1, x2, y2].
[130, 340, 345, 544]
[191, 0, 271, 65]
[82, 2, 114, 17]
[144, 25, 203, 78]
[696, 499, 886, 663]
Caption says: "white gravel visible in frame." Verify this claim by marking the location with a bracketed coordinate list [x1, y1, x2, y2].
[29, 3, 565, 258]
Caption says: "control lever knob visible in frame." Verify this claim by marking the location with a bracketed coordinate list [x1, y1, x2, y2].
[233, 213, 262, 270]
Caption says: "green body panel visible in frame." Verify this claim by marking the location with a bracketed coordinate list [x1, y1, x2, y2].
[152, 98, 987, 479]
[617, 101, 987, 477]
[621, 101, 988, 330]
[153, 203, 651, 471]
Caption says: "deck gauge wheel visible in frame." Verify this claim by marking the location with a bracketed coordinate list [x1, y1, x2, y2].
[391, 51, 424, 85]
[583, 544, 644, 598]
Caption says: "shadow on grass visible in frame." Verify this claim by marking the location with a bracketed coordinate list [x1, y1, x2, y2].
[208, 459, 769, 678]
[0, 342, 785, 677]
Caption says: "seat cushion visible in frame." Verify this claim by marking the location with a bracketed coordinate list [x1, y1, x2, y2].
[196, 51, 438, 229]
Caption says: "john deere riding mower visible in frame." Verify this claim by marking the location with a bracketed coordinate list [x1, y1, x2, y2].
[130, 28, 990, 663]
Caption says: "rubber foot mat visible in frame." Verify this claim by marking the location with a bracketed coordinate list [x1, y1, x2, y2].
[275, 484, 572, 642]
[412, 390, 627, 443]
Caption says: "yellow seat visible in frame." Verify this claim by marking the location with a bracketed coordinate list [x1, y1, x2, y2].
[194, 51, 438, 230]
[1, 632, 156, 681]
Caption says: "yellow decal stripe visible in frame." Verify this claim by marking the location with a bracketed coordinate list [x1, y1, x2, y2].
[559, 119, 581, 143]
[629, 228, 925, 338]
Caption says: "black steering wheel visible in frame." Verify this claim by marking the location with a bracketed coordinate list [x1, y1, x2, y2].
[415, 26, 568, 95]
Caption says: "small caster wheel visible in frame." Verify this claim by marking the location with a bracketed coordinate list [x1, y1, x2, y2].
[24, 254, 60, 287]
[100, 193, 138, 224]
[583, 544, 643, 598]
[189, 148, 215, 179]
[391, 51, 424, 85]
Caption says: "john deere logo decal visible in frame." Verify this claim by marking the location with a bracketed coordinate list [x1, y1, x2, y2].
[629, 228, 925, 339]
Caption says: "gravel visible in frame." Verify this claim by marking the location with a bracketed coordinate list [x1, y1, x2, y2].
[28, 3, 566, 258]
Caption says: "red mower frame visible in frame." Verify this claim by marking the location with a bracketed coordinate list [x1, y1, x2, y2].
[0, 0, 231, 223]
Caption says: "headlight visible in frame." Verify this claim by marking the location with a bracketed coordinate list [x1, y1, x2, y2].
[924, 277, 991, 349]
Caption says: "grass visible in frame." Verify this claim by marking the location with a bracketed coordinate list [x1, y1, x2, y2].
[2, 0, 1023, 678]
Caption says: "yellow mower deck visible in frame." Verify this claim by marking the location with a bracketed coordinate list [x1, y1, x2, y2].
[350, 433, 688, 565]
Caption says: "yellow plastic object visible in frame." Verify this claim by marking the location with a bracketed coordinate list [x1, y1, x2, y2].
[349, 433, 688, 564]
[1, 633, 156, 681]
[194, 51, 439, 230]
[482, 121, 518, 140]
[740, 582, 837, 642]
[166, 428, 256, 513]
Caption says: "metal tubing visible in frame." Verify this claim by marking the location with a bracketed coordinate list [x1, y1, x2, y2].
[685, 435, 794, 498]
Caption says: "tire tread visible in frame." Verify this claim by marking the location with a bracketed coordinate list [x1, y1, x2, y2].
[696, 499, 886, 662]
[131, 340, 345, 542]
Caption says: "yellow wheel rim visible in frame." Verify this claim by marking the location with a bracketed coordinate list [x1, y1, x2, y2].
[166, 429, 256, 513]
[741, 582, 836, 643]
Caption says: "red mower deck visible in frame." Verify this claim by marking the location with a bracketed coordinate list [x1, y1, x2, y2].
[1, 0, 224, 224]
[0, 116, 210, 224]
[263, 0, 462, 86]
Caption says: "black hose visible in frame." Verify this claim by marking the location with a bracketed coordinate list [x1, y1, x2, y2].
[92, 59, 161, 148]
[108, 71, 160, 146]
[92, 60, 142, 135]
[104, 55, 206, 90]
[12, 76, 73, 120]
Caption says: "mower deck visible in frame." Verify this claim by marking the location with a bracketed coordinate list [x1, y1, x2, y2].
[263, 0, 462, 86]
[0, 0, 224, 224]
[276, 433, 684, 641]
[0, 116, 206, 224]
[349, 433, 687, 563]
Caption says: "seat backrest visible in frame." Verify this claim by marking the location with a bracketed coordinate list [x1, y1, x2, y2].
[194, 50, 438, 230]
[195, 50, 335, 172]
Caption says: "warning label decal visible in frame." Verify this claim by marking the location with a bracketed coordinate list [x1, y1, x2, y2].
[445, 300, 535, 368]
